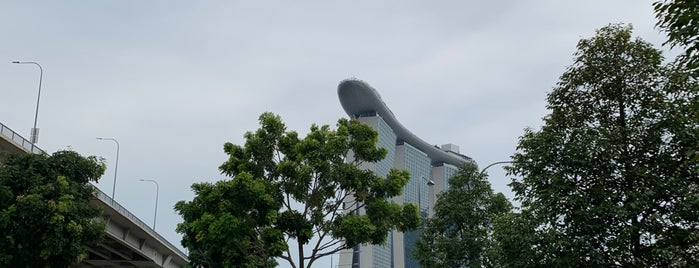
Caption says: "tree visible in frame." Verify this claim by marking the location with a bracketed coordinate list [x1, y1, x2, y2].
[174, 173, 285, 268]
[491, 211, 538, 267]
[0, 150, 106, 267]
[413, 163, 511, 268]
[508, 24, 699, 266]
[654, 0, 699, 164]
[654, 0, 699, 70]
[175, 112, 420, 268]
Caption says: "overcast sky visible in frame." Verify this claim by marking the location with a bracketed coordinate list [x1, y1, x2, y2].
[1, 1, 672, 267]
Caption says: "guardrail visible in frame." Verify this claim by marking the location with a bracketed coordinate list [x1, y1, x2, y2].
[0, 120, 188, 262]
[0, 122, 45, 155]
[92, 186, 189, 260]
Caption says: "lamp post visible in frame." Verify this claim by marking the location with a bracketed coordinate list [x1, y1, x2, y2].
[97, 138, 120, 200]
[139, 179, 159, 231]
[479, 161, 512, 176]
[475, 161, 513, 191]
[12, 61, 43, 144]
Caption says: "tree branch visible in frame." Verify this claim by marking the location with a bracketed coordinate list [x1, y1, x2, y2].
[279, 251, 296, 268]
[316, 237, 345, 252]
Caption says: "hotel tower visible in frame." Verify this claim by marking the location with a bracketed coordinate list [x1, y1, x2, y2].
[336, 79, 473, 268]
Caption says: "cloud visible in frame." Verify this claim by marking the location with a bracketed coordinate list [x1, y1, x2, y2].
[0, 1, 666, 267]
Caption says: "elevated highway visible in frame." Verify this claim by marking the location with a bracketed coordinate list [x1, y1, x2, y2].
[0, 122, 44, 161]
[0, 121, 188, 268]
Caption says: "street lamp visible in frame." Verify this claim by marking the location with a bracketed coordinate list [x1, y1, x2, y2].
[479, 161, 512, 176]
[97, 137, 120, 200]
[12, 61, 43, 144]
[139, 179, 159, 230]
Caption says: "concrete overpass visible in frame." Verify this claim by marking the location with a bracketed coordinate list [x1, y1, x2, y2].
[75, 187, 189, 268]
[0, 121, 189, 268]
[0, 121, 44, 161]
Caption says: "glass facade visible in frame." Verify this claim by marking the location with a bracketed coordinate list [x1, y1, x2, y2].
[338, 80, 471, 268]
[373, 231, 393, 268]
[354, 115, 397, 268]
[442, 163, 458, 191]
[375, 116, 397, 178]
[399, 143, 431, 215]
[348, 114, 465, 268]
[398, 142, 431, 268]
[372, 116, 396, 268]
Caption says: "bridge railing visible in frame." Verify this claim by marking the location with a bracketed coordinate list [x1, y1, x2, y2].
[92, 186, 189, 260]
[0, 120, 187, 262]
[0, 122, 45, 155]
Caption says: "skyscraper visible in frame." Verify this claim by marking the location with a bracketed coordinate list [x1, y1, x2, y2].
[337, 79, 473, 268]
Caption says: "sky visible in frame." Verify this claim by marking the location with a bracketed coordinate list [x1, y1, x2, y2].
[0, 1, 673, 267]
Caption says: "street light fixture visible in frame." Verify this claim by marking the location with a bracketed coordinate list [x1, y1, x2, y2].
[139, 179, 159, 231]
[479, 161, 512, 176]
[12, 61, 43, 144]
[96, 137, 120, 200]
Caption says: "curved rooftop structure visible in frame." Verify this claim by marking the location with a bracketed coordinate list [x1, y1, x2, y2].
[337, 79, 472, 167]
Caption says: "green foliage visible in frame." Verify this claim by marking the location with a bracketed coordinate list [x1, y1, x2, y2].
[508, 24, 699, 266]
[654, 0, 699, 163]
[413, 164, 512, 268]
[0, 150, 106, 267]
[654, 0, 699, 70]
[491, 211, 538, 267]
[176, 113, 419, 268]
[174, 172, 283, 268]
